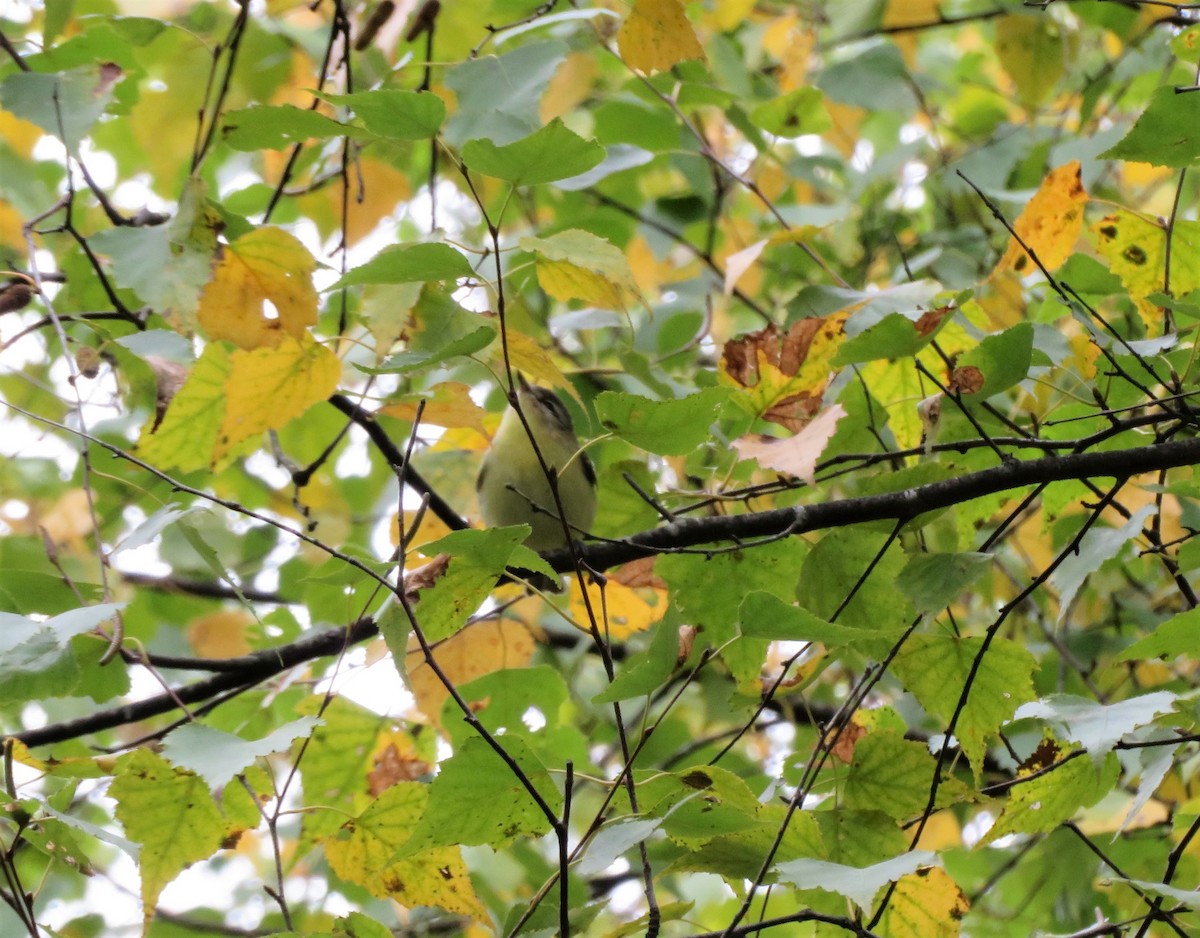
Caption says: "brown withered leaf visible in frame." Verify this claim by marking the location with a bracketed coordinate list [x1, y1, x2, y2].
[915, 306, 954, 337]
[948, 366, 984, 395]
[676, 624, 697, 665]
[0, 281, 35, 314]
[144, 355, 189, 432]
[405, 554, 451, 595]
[828, 721, 868, 763]
[610, 556, 665, 590]
[722, 319, 824, 384]
[721, 316, 846, 431]
[367, 742, 432, 795]
[1021, 737, 1062, 773]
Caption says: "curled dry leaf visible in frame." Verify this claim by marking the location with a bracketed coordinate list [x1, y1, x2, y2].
[610, 555, 665, 590]
[828, 720, 868, 763]
[948, 366, 984, 395]
[145, 355, 189, 432]
[0, 280, 35, 314]
[676, 624, 697, 665]
[405, 553, 451, 596]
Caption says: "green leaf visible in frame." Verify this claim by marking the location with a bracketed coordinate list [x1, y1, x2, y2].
[332, 242, 475, 287]
[162, 717, 321, 789]
[462, 119, 605, 186]
[220, 104, 365, 150]
[1048, 505, 1154, 623]
[640, 765, 765, 848]
[594, 615, 684, 703]
[797, 527, 913, 636]
[402, 735, 560, 850]
[577, 817, 663, 877]
[774, 852, 940, 910]
[895, 552, 992, 615]
[0, 64, 121, 150]
[110, 749, 226, 920]
[832, 311, 951, 365]
[90, 174, 220, 321]
[1100, 86, 1200, 169]
[1013, 693, 1176, 761]
[396, 528, 532, 644]
[442, 39, 567, 146]
[318, 89, 445, 139]
[738, 590, 880, 650]
[748, 87, 831, 138]
[659, 538, 807, 688]
[359, 325, 496, 375]
[844, 730, 968, 819]
[1116, 607, 1200, 661]
[296, 697, 389, 855]
[596, 388, 731, 455]
[981, 748, 1119, 844]
[893, 634, 1037, 775]
[0, 603, 124, 703]
[956, 321, 1033, 399]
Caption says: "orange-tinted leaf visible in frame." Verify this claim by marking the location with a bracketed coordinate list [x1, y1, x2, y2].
[404, 618, 536, 728]
[186, 609, 253, 659]
[993, 161, 1086, 275]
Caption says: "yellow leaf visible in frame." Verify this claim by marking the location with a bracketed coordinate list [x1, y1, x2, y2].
[0, 199, 24, 251]
[0, 108, 43, 158]
[405, 619, 536, 728]
[524, 229, 640, 311]
[324, 782, 487, 920]
[993, 161, 1086, 276]
[39, 488, 94, 548]
[995, 14, 1068, 109]
[863, 357, 926, 451]
[137, 343, 235, 473]
[618, 0, 705, 75]
[217, 334, 341, 460]
[494, 329, 580, 404]
[883, 0, 942, 28]
[823, 100, 866, 157]
[390, 506, 457, 551]
[1093, 211, 1200, 303]
[381, 382, 490, 436]
[186, 609, 253, 659]
[540, 51, 598, 124]
[701, 0, 755, 31]
[198, 227, 318, 350]
[562, 573, 667, 640]
[877, 867, 969, 938]
[344, 159, 412, 248]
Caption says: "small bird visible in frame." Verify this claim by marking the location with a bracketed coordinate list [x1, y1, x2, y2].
[476, 375, 597, 570]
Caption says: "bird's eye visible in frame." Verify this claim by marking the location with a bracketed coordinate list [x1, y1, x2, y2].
[532, 388, 573, 432]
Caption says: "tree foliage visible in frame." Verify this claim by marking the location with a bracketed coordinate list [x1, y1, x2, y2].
[2, 0, 1200, 936]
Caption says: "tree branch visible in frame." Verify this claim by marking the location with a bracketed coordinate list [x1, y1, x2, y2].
[14, 435, 1200, 749]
